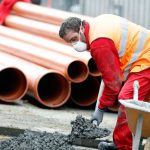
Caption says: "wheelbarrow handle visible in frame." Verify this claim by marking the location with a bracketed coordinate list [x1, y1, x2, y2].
[133, 80, 139, 101]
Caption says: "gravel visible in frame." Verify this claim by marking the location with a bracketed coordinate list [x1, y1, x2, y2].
[70, 115, 111, 139]
[0, 115, 111, 150]
[0, 131, 74, 150]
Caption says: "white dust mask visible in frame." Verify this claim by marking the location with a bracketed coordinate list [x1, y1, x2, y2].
[72, 40, 87, 52]
[72, 24, 87, 52]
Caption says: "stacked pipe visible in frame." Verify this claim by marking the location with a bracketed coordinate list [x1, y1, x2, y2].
[0, 51, 71, 108]
[0, 63, 28, 102]
[12, 2, 93, 25]
[9, 1, 150, 108]
[0, 26, 100, 77]
[0, 1, 101, 108]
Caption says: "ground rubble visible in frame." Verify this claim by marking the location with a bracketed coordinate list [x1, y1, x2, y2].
[0, 115, 111, 150]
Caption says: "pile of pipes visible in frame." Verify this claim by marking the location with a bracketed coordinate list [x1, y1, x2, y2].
[0, 2, 101, 108]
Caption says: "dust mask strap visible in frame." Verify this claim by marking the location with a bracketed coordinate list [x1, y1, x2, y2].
[72, 21, 87, 52]
[79, 21, 83, 40]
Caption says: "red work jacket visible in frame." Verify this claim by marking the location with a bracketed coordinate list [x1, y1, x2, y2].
[84, 22, 122, 109]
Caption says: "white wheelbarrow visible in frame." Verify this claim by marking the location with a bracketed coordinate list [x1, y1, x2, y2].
[119, 81, 150, 150]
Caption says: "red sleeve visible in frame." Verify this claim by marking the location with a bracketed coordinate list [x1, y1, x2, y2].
[90, 38, 122, 109]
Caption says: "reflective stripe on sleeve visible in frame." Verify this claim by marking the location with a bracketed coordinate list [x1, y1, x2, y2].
[123, 27, 148, 80]
[119, 19, 129, 57]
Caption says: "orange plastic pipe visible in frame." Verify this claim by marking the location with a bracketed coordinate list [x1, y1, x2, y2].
[71, 75, 100, 107]
[0, 26, 100, 76]
[0, 35, 88, 83]
[4, 15, 65, 43]
[12, 2, 93, 26]
[0, 63, 28, 102]
[0, 51, 71, 108]
[4, 15, 100, 76]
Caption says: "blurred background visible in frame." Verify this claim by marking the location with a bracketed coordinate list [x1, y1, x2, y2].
[33, 0, 150, 29]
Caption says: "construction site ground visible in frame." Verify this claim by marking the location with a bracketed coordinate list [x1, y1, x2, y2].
[0, 97, 117, 150]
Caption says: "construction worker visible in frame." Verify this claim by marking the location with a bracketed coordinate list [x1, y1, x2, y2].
[59, 14, 150, 150]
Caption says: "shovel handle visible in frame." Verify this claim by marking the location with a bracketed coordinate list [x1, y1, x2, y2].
[133, 80, 139, 101]
[95, 80, 104, 111]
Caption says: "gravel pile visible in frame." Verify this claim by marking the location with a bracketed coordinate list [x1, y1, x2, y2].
[0, 115, 111, 150]
[0, 131, 74, 150]
[70, 115, 111, 140]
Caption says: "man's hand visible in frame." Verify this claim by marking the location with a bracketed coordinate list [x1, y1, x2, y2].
[91, 108, 104, 126]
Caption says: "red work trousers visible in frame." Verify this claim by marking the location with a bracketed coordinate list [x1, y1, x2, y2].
[113, 68, 150, 150]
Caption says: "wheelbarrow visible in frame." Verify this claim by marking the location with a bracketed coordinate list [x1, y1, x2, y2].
[119, 81, 150, 150]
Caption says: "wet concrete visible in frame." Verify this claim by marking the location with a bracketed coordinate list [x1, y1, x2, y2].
[0, 130, 75, 150]
[70, 115, 111, 139]
[0, 115, 110, 150]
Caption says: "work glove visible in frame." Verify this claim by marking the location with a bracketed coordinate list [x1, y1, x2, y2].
[91, 108, 104, 126]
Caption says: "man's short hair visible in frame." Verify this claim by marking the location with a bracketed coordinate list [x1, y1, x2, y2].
[59, 17, 82, 38]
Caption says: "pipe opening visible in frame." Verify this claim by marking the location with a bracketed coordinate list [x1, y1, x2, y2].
[37, 73, 70, 107]
[68, 60, 88, 83]
[0, 68, 27, 101]
[88, 58, 101, 76]
[71, 76, 100, 106]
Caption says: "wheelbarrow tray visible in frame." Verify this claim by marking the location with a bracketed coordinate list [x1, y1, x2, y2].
[119, 100, 150, 138]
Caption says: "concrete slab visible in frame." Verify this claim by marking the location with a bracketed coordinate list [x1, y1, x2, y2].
[0, 100, 117, 132]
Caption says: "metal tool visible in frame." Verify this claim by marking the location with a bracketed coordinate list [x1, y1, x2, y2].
[132, 80, 143, 150]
